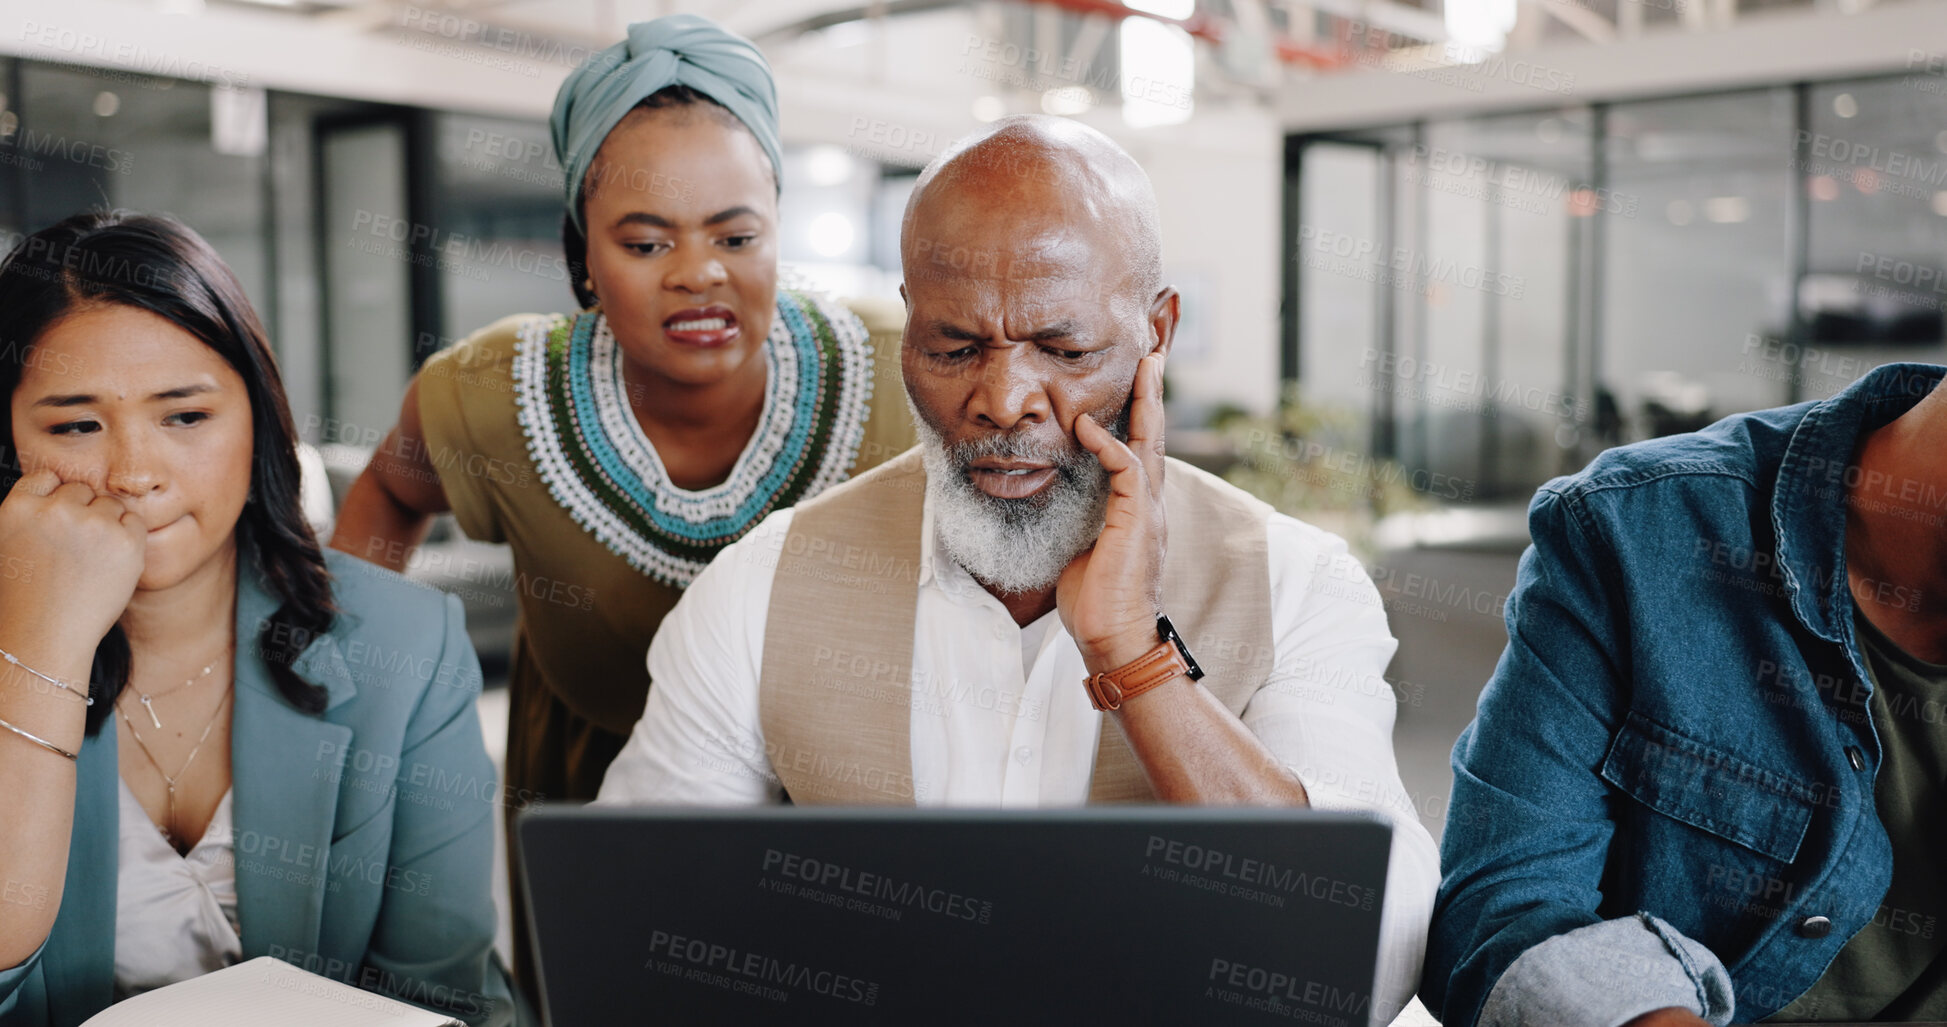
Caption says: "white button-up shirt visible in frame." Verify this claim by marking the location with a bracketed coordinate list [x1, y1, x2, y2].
[598, 496, 1439, 1023]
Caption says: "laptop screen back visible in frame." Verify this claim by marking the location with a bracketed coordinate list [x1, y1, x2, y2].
[519, 806, 1391, 1026]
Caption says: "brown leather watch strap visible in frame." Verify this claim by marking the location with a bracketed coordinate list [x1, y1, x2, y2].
[1084, 639, 1192, 711]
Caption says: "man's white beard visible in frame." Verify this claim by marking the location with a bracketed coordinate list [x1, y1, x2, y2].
[909, 398, 1117, 595]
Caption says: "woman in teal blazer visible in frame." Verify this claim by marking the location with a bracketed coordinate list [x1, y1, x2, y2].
[0, 212, 513, 1026]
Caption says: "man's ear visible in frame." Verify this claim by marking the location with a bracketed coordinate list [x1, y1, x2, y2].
[1146, 286, 1181, 362]
[899, 282, 909, 308]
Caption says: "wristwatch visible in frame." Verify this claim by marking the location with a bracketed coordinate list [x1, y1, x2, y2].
[1083, 614, 1205, 711]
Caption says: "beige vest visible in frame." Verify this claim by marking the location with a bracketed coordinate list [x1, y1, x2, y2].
[757, 447, 1275, 804]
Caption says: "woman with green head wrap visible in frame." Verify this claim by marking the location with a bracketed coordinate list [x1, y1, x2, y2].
[330, 13, 911, 1001]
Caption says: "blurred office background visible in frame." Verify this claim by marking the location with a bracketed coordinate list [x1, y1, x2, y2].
[5, 0, 1947, 980]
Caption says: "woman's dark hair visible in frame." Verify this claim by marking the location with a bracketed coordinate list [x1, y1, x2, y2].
[562, 84, 768, 310]
[0, 210, 336, 734]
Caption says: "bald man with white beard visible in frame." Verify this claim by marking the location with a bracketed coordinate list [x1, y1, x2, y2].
[597, 115, 1438, 1022]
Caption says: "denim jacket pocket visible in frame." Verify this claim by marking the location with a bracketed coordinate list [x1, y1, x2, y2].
[1600, 711, 1815, 863]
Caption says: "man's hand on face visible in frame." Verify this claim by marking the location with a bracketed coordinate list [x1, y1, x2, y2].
[1055, 352, 1168, 674]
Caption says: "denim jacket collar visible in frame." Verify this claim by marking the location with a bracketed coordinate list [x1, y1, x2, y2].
[1771, 363, 1946, 648]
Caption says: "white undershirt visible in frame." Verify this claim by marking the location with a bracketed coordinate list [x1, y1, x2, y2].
[596, 493, 1442, 1024]
[1018, 611, 1056, 680]
[112, 778, 242, 1001]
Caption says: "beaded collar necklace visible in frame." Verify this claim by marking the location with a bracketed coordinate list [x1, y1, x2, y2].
[511, 288, 875, 588]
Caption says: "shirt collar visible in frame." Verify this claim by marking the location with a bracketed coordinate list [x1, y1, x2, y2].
[917, 485, 953, 594]
[1772, 362, 1945, 646]
[916, 483, 990, 601]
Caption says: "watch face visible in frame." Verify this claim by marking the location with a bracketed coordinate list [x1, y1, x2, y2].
[1156, 615, 1205, 681]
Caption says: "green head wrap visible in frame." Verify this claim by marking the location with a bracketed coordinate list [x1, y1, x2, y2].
[550, 14, 782, 234]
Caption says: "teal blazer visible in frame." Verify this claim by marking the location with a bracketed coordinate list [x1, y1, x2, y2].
[0, 550, 514, 1026]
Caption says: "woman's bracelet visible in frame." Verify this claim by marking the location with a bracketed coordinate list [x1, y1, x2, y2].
[0, 714, 78, 761]
[0, 645, 91, 705]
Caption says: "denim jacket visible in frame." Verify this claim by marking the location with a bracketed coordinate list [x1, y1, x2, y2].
[1423, 363, 1947, 1026]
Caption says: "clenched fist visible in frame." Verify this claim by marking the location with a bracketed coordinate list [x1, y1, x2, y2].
[0, 468, 148, 657]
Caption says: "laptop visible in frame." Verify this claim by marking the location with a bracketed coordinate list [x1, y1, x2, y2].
[518, 806, 1392, 1026]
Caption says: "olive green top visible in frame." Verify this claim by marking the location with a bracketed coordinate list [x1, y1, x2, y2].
[1771, 611, 1947, 1021]
[415, 294, 913, 737]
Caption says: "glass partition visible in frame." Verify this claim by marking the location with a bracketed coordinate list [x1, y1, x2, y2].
[1600, 89, 1795, 439]
[15, 62, 269, 312]
[1288, 77, 1946, 505]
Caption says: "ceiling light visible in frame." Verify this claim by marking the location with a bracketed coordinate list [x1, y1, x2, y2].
[1444, 0, 1518, 53]
[1041, 87, 1093, 117]
[1832, 93, 1858, 118]
[818, 21, 869, 48]
[803, 145, 854, 187]
[808, 212, 855, 259]
[211, 84, 267, 157]
[1703, 196, 1750, 224]
[1125, 0, 1195, 18]
[1120, 18, 1193, 127]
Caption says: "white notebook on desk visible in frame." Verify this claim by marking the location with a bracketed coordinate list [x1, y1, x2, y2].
[79, 956, 462, 1027]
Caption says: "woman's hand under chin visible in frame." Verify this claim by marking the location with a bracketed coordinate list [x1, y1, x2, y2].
[0, 468, 148, 657]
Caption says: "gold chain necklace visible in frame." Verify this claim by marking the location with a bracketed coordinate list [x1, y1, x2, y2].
[130, 645, 231, 730]
[119, 687, 233, 847]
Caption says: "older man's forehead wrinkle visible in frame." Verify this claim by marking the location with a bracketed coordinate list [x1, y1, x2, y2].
[909, 270, 1109, 325]
[905, 204, 1124, 288]
[900, 114, 1164, 308]
[1015, 222, 1096, 268]
[916, 288, 1088, 338]
[901, 238, 1091, 283]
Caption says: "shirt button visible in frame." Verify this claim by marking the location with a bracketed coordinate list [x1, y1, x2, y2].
[1798, 915, 1833, 939]
[1846, 747, 1865, 771]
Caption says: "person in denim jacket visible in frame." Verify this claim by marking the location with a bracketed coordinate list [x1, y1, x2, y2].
[1425, 362, 1947, 1025]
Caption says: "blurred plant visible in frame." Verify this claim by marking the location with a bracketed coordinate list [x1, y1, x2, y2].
[1208, 384, 1430, 558]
